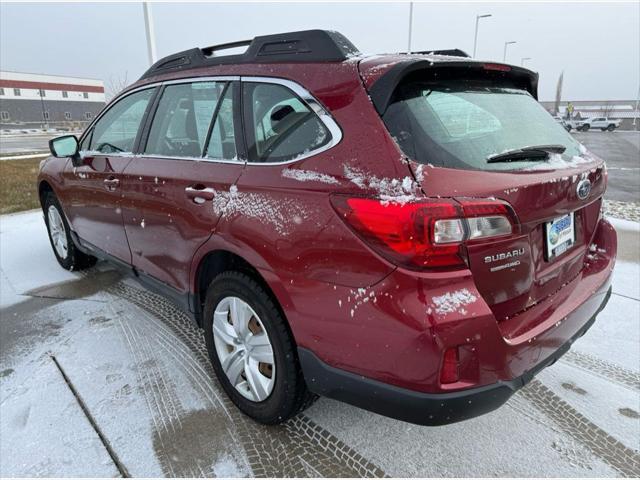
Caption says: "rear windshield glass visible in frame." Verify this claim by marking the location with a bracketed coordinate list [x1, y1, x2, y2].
[383, 81, 582, 171]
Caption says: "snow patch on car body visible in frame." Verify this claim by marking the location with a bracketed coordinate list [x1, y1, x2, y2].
[281, 168, 339, 185]
[212, 185, 311, 235]
[431, 289, 478, 315]
[523, 150, 597, 171]
[343, 165, 421, 205]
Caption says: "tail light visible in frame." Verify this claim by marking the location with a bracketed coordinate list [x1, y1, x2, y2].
[483, 63, 511, 72]
[330, 196, 517, 270]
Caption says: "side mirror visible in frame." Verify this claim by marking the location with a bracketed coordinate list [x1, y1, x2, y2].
[49, 135, 79, 158]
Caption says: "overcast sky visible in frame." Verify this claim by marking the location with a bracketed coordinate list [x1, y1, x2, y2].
[1, 2, 638, 101]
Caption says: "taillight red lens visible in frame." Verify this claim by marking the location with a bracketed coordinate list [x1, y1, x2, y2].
[331, 196, 517, 270]
[331, 196, 465, 269]
[440, 347, 460, 384]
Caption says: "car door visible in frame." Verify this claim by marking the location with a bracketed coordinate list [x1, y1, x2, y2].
[121, 79, 245, 293]
[62, 87, 157, 263]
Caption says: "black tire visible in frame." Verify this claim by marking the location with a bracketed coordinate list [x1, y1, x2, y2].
[607, 124, 615, 132]
[601, 128, 607, 132]
[43, 192, 96, 271]
[202, 271, 315, 424]
[582, 124, 590, 131]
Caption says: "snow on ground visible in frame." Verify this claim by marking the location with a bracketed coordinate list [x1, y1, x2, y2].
[0, 210, 77, 308]
[1, 210, 638, 476]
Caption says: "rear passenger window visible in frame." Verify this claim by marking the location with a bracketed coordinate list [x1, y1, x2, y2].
[204, 83, 237, 161]
[145, 82, 226, 158]
[243, 82, 330, 163]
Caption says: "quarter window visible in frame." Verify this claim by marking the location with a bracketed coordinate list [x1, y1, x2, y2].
[243, 82, 330, 163]
[89, 88, 154, 154]
[145, 81, 227, 158]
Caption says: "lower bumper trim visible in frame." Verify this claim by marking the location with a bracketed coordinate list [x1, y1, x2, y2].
[299, 286, 611, 426]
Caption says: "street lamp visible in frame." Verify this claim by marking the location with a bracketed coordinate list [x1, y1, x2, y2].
[503, 41, 516, 62]
[473, 14, 492, 58]
[521, 57, 532, 66]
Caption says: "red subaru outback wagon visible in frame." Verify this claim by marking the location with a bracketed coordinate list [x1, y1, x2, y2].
[39, 30, 616, 425]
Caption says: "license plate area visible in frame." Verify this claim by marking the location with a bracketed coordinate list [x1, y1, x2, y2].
[544, 212, 575, 261]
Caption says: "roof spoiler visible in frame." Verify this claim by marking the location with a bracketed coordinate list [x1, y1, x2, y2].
[139, 29, 360, 81]
[368, 60, 539, 115]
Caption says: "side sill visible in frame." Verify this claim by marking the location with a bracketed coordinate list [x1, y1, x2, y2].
[70, 231, 200, 326]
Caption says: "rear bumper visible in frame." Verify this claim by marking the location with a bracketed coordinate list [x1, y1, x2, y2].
[299, 286, 611, 426]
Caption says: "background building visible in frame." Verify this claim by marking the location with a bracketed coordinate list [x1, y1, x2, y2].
[0, 71, 106, 131]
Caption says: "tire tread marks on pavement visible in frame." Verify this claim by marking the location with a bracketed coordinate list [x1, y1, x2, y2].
[518, 379, 640, 477]
[108, 280, 387, 478]
[562, 350, 640, 391]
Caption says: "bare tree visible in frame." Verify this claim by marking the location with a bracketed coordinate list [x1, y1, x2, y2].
[106, 72, 130, 101]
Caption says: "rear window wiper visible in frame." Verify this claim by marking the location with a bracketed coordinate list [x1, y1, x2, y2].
[486, 144, 566, 163]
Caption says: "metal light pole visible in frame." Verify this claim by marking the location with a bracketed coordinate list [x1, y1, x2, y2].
[39, 92, 48, 130]
[407, 2, 414, 53]
[472, 14, 492, 58]
[633, 84, 639, 128]
[143, 2, 157, 66]
[503, 41, 516, 62]
[521, 57, 532, 66]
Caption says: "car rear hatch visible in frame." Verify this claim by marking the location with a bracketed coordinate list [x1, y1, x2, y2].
[362, 57, 607, 322]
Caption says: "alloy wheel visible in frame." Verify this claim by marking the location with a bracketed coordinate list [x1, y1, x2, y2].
[47, 205, 68, 259]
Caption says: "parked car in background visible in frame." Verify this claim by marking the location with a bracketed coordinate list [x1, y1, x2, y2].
[38, 30, 616, 427]
[574, 117, 621, 132]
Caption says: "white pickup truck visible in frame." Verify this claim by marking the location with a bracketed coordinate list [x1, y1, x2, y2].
[572, 117, 621, 132]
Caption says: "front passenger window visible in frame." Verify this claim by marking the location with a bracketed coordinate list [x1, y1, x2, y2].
[89, 88, 154, 154]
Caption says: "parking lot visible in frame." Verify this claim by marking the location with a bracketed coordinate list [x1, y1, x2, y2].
[0, 129, 639, 477]
[1, 212, 639, 476]
[573, 131, 640, 203]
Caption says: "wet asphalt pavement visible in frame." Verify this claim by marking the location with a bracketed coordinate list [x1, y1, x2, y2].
[1, 211, 639, 477]
[573, 131, 640, 203]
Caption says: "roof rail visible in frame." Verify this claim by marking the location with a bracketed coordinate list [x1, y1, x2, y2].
[405, 49, 470, 58]
[139, 29, 360, 81]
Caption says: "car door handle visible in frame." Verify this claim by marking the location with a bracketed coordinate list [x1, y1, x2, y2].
[104, 177, 120, 191]
[185, 185, 215, 203]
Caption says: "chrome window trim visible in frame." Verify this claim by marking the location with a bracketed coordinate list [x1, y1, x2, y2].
[78, 84, 159, 157]
[79, 75, 342, 166]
